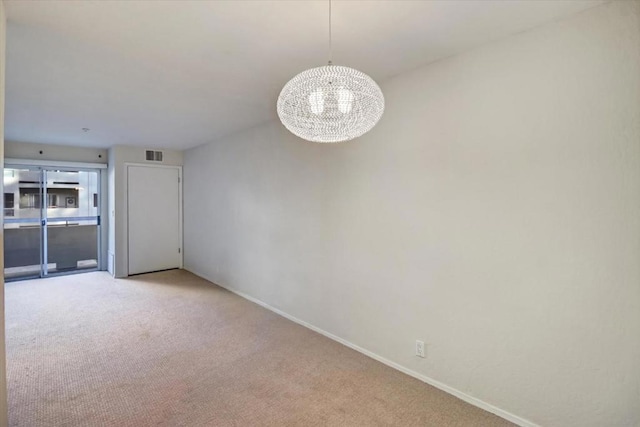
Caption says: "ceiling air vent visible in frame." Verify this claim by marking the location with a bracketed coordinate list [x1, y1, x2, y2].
[145, 150, 164, 162]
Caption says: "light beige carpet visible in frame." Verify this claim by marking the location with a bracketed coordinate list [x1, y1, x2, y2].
[5, 270, 514, 426]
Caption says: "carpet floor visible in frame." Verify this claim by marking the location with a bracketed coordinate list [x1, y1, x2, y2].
[5, 270, 514, 426]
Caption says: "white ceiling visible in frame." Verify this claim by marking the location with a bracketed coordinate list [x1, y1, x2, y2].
[4, 0, 606, 150]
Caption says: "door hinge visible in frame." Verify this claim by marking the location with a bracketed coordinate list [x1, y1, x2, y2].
[178, 177, 181, 183]
[178, 248, 181, 254]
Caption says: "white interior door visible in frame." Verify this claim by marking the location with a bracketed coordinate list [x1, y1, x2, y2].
[128, 165, 181, 275]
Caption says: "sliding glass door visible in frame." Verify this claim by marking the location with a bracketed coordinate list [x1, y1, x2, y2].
[3, 166, 101, 280]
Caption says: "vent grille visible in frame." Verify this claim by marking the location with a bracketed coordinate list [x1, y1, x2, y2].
[145, 150, 164, 162]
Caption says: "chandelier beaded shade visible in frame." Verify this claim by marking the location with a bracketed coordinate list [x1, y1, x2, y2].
[277, 0, 384, 143]
[277, 65, 384, 143]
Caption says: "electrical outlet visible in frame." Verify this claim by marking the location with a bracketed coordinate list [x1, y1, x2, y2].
[415, 340, 425, 358]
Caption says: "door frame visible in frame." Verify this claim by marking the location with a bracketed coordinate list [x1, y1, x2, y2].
[4, 158, 108, 279]
[124, 163, 183, 276]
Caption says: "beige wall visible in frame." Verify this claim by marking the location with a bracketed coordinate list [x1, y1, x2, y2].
[0, 1, 8, 425]
[108, 145, 183, 277]
[183, 2, 640, 426]
[4, 140, 107, 164]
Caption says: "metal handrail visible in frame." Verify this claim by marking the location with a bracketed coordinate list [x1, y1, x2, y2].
[4, 216, 100, 224]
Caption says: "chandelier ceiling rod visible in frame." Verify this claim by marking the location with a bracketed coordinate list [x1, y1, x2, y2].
[328, 0, 332, 65]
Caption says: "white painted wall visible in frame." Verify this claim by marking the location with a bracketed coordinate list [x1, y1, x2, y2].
[0, 2, 8, 425]
[184, 2, 640, 426]
[0, 0, 8, 427]
[107, 145, 183, 277]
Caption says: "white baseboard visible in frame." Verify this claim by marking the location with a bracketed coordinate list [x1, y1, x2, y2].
[187, 268, 538, 427]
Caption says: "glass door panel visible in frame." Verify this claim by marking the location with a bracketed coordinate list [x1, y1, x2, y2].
[3, 167, 44, 280]
[44, 169, 100, 275]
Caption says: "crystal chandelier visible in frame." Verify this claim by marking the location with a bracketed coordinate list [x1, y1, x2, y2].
[277, 0, 384, 143]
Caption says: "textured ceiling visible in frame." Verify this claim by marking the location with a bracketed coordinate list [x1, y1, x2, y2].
[4, 0, 607, 149]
